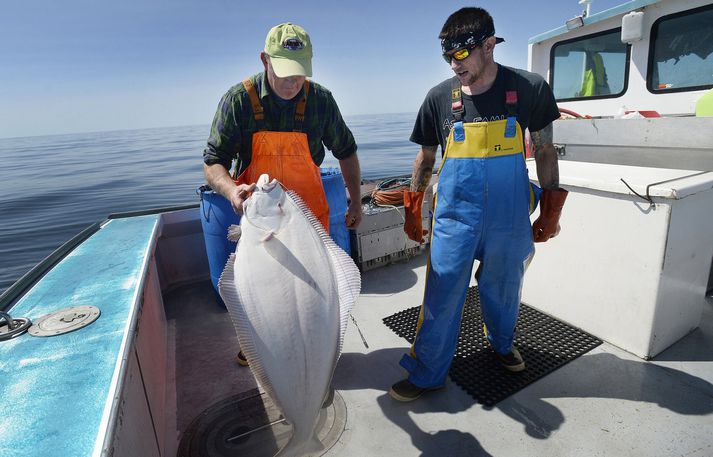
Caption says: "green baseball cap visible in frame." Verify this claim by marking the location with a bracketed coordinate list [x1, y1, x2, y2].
[264, 23, 313, 78]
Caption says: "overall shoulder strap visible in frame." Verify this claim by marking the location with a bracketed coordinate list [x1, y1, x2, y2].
[503, 68, 518, 118]
[450, 76, 464, 122]
[243, 77, 266, 131]
[293, 80, 310, 132]
[502, 68, 521, 140]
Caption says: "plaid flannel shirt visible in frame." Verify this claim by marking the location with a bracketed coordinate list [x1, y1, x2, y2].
[203, 72, 357, 174]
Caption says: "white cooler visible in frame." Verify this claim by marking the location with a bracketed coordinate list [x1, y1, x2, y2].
[523, 160, 713, 359]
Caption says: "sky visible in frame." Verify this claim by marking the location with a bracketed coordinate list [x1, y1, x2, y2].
[0, 0, 628, 138]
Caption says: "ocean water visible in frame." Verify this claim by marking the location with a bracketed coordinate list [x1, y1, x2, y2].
[0, 112, 422, 295]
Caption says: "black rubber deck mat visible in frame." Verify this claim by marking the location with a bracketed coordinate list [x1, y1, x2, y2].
[383, 286, 602, 406]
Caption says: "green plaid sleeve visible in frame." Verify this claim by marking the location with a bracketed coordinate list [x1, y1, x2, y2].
[203, 89, 242, 170]
[321, 91, 357, 160]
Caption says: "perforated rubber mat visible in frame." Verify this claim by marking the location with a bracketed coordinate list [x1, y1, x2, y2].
[383, 286, 602, 406]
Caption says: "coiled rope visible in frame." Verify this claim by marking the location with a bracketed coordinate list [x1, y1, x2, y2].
[370, 177, 411, 207]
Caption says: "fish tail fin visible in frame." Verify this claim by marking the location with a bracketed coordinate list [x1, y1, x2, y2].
[305, 435, 325, 454]
[274, 434, 324, 457]
[226, 224, 242, 241]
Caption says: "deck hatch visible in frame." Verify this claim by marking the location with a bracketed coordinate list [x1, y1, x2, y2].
[27, 305, 101, 337]
[178, 388, 347, 457]
[383, 286, 602, 406]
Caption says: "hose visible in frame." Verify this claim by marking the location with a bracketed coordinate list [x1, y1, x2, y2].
[559, 107, 591, 119]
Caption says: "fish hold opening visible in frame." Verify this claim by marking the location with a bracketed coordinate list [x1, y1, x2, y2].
[177, 388, 347, 457]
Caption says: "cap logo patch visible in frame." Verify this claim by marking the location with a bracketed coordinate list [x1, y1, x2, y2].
[282, 38, 304, 51]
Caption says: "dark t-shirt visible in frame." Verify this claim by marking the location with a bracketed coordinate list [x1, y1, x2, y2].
[410, 64, 560, 155]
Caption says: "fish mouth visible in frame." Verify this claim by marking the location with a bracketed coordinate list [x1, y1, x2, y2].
[256, 174, 279, 192]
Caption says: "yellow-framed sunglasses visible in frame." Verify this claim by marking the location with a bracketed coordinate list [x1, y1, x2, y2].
[442, 45, 479, 64]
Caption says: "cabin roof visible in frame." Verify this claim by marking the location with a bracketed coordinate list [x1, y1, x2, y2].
[528, 0, 661, 45]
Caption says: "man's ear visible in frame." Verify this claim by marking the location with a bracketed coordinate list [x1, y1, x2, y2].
[260, 52, 269, 70]
[483, 36, 497, 56]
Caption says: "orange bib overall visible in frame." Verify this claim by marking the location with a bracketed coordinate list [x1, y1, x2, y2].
[234, 78, 330, 232]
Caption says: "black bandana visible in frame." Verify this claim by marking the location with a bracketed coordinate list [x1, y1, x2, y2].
[441, 28, 504, 53]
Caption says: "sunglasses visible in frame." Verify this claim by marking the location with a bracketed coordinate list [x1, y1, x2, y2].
[442, 45, 478, 64]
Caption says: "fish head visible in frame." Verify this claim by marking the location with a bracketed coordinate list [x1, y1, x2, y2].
[243, 174, 288, 232]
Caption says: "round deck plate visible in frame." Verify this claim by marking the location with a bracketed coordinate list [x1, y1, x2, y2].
[178, 389, 347, 457]
[28, 306, 101, 337]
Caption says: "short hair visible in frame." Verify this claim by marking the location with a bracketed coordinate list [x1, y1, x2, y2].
[439, 7, 495, 40]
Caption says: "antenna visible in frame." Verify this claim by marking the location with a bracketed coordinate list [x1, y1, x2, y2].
[579, 0, 593, 17]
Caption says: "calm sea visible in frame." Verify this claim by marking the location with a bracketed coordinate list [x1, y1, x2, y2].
[0, 112, 423, 295]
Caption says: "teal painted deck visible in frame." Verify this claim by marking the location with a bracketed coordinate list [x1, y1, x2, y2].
[0, 215, 159, 457]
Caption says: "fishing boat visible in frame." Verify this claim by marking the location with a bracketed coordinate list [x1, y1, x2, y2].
[2, 0, 713, 456]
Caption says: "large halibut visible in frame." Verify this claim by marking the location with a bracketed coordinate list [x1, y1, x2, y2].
[219, 174, 360, 457]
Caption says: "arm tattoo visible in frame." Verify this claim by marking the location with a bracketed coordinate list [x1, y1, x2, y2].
[412, 169, 433, 192]
[411, 145, 437, 192]
[531, 123, 560, 189]
[530, 123, 553, 148]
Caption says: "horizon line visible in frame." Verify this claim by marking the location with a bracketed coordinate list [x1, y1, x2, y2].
[0, 111, 418, 141]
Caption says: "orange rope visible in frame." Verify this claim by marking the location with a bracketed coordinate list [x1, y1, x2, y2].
[372, 188, 407, 205]
[370, 178, 411, 206]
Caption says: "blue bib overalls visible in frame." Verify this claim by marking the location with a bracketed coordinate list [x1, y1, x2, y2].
[400, 118, 540, 388]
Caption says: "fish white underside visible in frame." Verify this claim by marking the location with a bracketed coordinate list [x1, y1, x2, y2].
[219, 176, 360, 457]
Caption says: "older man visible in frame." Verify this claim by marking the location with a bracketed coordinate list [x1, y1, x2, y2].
[204, 22, 362, 230]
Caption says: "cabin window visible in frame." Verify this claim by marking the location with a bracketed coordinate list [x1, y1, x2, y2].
[648, 4, 713, 94]
[550, 28, 630, 101]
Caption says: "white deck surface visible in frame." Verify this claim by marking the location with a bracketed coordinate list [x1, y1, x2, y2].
[323, 253, 713, 457]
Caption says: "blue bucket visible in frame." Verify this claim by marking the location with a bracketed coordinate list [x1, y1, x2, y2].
[198, 187, 241, 297]
[321, 168, 351, 256]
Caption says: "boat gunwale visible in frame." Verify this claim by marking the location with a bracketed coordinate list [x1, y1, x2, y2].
[0, 203, 200, 313]
[96, 216, 162, 457]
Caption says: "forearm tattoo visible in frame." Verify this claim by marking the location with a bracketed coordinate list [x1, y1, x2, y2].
[411, 146, 437, 192]
[531, 123, 553, 148]
[531, 124, 560, 189]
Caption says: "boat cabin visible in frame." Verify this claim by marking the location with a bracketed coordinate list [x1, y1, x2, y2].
[528, 0, 713, 117]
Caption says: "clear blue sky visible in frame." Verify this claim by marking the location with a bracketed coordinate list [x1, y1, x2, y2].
[0, 0, 626, 138]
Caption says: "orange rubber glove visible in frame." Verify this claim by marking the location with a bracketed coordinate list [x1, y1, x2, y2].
[403, 190, 428, 243]
[532, 188, 568, 242]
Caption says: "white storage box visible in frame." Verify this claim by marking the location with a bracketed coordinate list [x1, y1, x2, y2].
[523, 160, 713, 358]
[352, 185, 433, 272]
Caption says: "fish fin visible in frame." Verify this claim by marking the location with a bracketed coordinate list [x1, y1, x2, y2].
[226, 224, 242, 241]
[217, 253, 237, 304]
[274, 434, 324, 457]
[327, 240, 361, 355]
[304, 435, 325, 454]
[285, 190, 361, 356]
[219, 252, 286, 418]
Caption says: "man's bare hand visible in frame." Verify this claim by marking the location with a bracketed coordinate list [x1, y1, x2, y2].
[229, 183, 256, 214]
[345, 200, 362, 229]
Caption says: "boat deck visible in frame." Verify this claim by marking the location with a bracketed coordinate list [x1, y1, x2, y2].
[168, 253, 713, 457]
